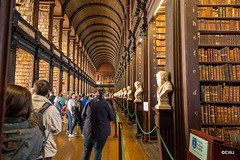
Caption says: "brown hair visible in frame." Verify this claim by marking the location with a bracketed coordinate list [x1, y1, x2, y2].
[5, 84, 33, 119]
[33, 79, 50, 96]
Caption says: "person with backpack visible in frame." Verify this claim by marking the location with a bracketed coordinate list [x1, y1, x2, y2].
[69, 95, 83, 137]
[81, 88, 115, 160]
[48, 91, 56, 104]
[2, 84, 43, 160]
[32, 79, 62, 160]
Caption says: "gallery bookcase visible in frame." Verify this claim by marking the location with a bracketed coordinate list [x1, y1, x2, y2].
[196, 0, 240, 148]
[10, 3, 96, 95]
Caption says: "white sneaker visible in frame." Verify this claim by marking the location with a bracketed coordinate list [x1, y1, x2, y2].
[66, 131, 70, 134]
[68, 134, 75, 138]
[73, 132, 77, 135]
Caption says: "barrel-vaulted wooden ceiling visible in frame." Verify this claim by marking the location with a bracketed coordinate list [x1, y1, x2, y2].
[59, 0, 127, 69]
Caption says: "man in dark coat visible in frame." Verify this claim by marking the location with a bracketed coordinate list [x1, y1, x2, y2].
[48, 91, 56, 104]
[81, 88, 115, 160]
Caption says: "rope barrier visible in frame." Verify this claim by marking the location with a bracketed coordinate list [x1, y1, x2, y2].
[113, 97, 174, 160]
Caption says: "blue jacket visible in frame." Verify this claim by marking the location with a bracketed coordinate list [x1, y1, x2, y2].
[82, 98, 87, 107]
[2, 117, 43, 160]
[82, 96, 115, 140]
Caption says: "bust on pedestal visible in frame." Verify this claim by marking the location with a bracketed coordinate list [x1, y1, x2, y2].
[127, 86, 133, 101]
[155, 71, 173, 110]
[134, 81, 143, 103]
[123, 88, 127, 99]
[134, 81, 144, 137]
[127, 86, 134, 123]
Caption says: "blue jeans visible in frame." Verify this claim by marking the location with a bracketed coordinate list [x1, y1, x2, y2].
[82, 137, 108, 160]
[67, 110, 73, 132]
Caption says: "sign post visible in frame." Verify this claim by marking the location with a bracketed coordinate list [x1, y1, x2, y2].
[189, 133, 208, 160]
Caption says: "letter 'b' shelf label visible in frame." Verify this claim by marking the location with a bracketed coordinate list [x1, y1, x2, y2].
[189, 133, 208, 160]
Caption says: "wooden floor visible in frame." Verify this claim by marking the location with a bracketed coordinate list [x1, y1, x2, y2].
[52, 111, 149, 160]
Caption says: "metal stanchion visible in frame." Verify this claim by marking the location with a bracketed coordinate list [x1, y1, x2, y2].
[118, 122, 123, 160]
[113, 111, 118, 138]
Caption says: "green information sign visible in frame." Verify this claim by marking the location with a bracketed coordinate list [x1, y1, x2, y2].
[189, 133, 209, 160]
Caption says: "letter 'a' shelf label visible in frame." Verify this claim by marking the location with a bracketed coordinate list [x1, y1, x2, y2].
[189, 133, 208, 160]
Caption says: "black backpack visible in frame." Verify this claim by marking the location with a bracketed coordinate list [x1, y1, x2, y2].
[28, 102, 51, 160]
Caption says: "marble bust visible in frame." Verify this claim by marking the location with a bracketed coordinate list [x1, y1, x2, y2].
[119, 89, 123, 98]
[134, 81, 143, 102]
[123, 88, 127, 99]
[127, 86, 133, 101]
[155, 71, 173, 109]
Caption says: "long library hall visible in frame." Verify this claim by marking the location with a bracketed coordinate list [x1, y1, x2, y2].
[1, 0, 240, 160]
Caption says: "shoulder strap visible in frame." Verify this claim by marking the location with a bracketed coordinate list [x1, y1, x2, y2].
[38, 102, 52, 114]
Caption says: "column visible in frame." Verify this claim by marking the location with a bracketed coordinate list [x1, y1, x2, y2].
[0, 0, 15, 154]
[48, 3, 54, 41]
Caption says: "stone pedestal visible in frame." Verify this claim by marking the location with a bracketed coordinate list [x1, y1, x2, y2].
[127, 99, 134, 124]
[135, 101, 143, 137]
[153, 108, 174, 160]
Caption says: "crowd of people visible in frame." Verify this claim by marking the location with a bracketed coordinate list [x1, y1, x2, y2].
[2, 79, 115, 160]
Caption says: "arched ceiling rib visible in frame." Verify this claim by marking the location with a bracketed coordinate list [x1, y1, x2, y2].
[59, 0, 127, 70]
[89, 45, 117, 58]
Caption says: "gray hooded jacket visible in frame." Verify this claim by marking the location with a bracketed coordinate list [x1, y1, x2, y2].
[32, 94, 62, 158]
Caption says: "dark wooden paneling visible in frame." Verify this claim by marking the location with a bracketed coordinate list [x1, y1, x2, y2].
[180, 0, 201, 156]
[148, 18, 157, 140]
[0, 0, 15, 157]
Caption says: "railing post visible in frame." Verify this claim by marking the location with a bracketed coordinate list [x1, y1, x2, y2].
[118, 122, 123, 160]
[113, 111, 118, 138]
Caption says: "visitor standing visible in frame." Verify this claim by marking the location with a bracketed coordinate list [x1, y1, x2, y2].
[69, 95, 83, 137]
[81, 88, 115, 160]
[2, 84, 43, 160]
[66, 93, 76, 135]
[54, 96, 63, 119]
[32, 79, 62, 160]
[49, 91, 56, 104]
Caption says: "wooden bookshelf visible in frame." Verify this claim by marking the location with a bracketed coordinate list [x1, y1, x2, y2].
[53, 67, 60, 95]
[39, 60, 50, 81]
[201, 123, 240, 127]
[197, 1, 240, 148]
[15, 0, 34, 26]
[201, 102, 240, 106]
[74, 45, 77, 64]
[75, 77, 78, 93]
[62, 30, 68, 57]
[15, 48, 34, 89]
[69, 75, 74, 92]
[199, 61, 240, 65]
[200, 80, 240, 84]
[62, 72, 68, 97]
[38, 3, 50, 39]
[69, 40, 74, 61]
[199, 44, 240, 48]
[155, 13, 166, 72]
[198, 5, 240, 7]
[52, 19, 60, 48]
[198, 17, 240, 20]
[199, 30, 240, 34]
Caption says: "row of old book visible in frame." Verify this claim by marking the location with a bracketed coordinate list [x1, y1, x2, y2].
[201, 105, 240, 124]
[201, 127, 240, 148]
[198, 0, 240, 5]
[199, 64, 240, 80]
[198, 7, 240, 17]
[198, 34, 240, 45]
[201, 84, 240, 102]
[198, 19, 240, 30]
[198, 47, 240, 62]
